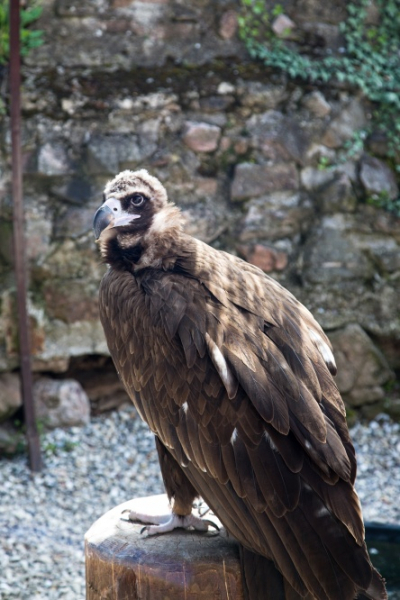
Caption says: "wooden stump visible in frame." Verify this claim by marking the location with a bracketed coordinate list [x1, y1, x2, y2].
[85, 494, 244, 600]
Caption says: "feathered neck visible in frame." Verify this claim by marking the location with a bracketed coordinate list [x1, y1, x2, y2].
[101, 204, 186, 272]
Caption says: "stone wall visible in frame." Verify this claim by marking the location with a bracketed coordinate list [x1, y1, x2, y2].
[0, 0, 399, 436]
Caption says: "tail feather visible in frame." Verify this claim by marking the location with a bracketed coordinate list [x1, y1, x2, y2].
[240, 545, 387, 600]
[240, 547, 315, 600]
[357, 567, 387, 600]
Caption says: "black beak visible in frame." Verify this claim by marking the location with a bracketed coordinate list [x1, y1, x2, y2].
[93, 204, 113, 239]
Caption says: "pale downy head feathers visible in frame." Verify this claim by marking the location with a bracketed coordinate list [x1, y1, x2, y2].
[97, 169, 185, 268]
[104, 169, 168, 210]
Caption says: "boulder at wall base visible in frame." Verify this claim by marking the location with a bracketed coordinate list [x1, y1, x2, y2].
[33, 377, 90, 429]
[0, 373, 22, 423]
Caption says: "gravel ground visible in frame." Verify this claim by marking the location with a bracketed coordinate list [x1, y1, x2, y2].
[1, 407, 399, 600]
[0, 405, 164, 600]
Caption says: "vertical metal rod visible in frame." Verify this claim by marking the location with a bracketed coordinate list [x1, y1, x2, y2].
[10, 0, 42, 472]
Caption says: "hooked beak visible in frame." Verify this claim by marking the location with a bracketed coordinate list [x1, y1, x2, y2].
[93, 204, 113, 239]
[93, 198, 141, 239]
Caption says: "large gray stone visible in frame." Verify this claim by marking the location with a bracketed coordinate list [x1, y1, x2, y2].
[51, 177, 93, 206]
[315, 174, 357, 214]
[296, 274, 400, 340]
[300, 162, 358, 190]
[246, 111, 310, 165]
[322, 99, 366, 148]
[86, 134, 143, 174]
[0, 373, 21, 423]
[300, 166, 336, 191]
[37, 142, 72, 176]
[86, 122, 159, 174]
[328, 324, 394, 407]
[293, 0, 347, 25]
[29, 317, 108, 374]
[352, 235, 400, 274]
[239, 82, 287, 110]
[239, 191, 313, 242]
[33, 378, 91, 429]
[359, 155, 399, 201]
[231, 163, 299, 201]
[301, 215, 375, 284]
[300, 22, 343, 52]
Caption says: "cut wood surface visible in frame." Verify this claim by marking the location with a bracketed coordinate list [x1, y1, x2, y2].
[85, 494, 244, 599]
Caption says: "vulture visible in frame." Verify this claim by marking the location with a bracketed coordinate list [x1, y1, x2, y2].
[93, 169, 386, 600]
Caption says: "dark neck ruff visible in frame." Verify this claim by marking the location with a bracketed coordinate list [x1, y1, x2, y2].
[105, 237, 144, 270]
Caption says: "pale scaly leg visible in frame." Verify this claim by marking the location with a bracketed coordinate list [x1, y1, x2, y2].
[122, 509, 218, 535]
[121, 436, 219, 535]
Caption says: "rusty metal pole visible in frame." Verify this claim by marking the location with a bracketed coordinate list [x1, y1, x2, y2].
[10, 0, 42, 471]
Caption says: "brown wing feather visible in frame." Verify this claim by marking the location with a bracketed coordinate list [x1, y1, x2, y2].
[99, 237, 386, 600]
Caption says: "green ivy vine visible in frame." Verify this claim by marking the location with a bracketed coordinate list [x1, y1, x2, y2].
[238, 0, 400, 215]
[0, 0, 44, 66]
[0, 1, 44, 114]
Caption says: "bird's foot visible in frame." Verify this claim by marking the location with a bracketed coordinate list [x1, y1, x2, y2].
[121, 509, 219, 536]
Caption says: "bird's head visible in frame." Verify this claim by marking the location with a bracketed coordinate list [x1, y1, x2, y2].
[93, 169, 184, 269]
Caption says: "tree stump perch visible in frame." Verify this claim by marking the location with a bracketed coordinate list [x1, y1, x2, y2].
[85, 494, 244, 599]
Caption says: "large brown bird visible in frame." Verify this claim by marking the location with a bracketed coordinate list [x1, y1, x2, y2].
[93, 169, 386, 600]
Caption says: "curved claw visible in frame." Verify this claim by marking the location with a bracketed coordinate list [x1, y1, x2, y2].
[203, 519, 220, 531]
[119, 508, 132, 523]
[120, 508, 133, 522]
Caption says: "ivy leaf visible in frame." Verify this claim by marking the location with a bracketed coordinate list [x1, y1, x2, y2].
[21, 6, 43, 27]
[272, 4, 284, 17]
[384, 92, 399, 103]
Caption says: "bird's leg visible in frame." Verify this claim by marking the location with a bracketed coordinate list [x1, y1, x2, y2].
[124, 509, 218, 535]
[123, 436, 219, 535]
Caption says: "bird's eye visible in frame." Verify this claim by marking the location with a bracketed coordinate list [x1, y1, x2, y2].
[130, 193, 146, 207]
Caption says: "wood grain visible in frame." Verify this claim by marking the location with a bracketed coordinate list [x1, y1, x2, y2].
[85, 494, 244, 600]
